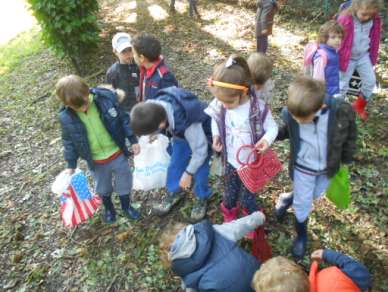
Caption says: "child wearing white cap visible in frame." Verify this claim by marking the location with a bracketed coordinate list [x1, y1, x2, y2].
[106, 32, 140, 112]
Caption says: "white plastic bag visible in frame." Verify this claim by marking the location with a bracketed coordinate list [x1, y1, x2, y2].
[51, 169, 101, 227]
[133, 134, 171, 191]
[51, 169, 76, 196]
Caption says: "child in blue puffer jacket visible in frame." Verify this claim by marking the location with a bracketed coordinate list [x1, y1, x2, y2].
[56, 75, 140, 224]
[160, 211, 266, 292]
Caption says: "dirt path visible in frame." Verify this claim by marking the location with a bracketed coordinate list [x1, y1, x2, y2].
[0, 0, 387, 291]
[0, 0, 36, 45]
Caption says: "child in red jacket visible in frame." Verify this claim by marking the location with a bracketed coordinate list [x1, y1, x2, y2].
[252, 249, 372, 292]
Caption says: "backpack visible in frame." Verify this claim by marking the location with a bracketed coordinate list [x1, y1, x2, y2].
[303, 42, 327, 77]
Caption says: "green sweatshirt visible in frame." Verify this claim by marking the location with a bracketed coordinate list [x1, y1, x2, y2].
[77, 95, 120, 160]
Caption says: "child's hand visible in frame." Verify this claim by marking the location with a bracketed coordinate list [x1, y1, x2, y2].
[250, 211, 266, 226]
[255, 138, 269, 153]
[179, 172, 192, 190]
[65, 168, 75, 175]
[132, 143, 140, 155]
[311, 249, 324, 262]
[212, 136, 223, 152]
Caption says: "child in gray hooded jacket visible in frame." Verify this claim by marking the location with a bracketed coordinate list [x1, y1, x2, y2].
[160, 211, 266, 292]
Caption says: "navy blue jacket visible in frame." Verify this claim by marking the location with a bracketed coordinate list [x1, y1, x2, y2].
[277, 97, 357, 178]
[171, 220, 260, 292]
[106, 62, 140, 112]
[139, 58, 178, 101]
[156, 86, 212, 144]
[59, 87, 138, 170]
[323, 249, 372, 291]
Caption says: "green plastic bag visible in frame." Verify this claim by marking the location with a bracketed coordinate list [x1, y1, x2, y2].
[326, 165, 351, 209]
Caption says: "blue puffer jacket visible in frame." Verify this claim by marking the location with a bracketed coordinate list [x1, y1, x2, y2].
[155, 86, 212, 144]
[171, 220, 260, 292]
[59, 87, 138, 170]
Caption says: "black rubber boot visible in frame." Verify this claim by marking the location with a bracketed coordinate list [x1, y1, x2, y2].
[119, 194, 140, 220]
[102, 195, 116, 224]
[273, 192, 293, 222]
[292, 217, 308, 260]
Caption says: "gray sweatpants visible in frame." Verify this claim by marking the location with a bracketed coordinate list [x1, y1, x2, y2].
[90, 154, 132, 197]
[293, 168, 329, 222]
[340, 54, 376, 99]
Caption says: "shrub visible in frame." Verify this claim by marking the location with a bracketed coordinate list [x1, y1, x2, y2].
[27, 0, 100, 73]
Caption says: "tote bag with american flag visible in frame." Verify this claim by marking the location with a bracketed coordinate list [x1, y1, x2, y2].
[52, 169, 101, 228]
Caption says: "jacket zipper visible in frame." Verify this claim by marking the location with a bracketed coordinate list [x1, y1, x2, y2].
[314, 122, 322, 171]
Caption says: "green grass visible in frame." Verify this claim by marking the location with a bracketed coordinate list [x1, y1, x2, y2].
[0, 27, 43, 75]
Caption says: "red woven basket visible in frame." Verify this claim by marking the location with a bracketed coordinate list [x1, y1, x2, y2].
[236, 145, 282, 193]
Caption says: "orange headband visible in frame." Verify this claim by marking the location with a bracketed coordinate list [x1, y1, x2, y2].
[208, 78, 249, 94]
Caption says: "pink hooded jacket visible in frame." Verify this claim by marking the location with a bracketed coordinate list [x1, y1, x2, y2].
[337, 13, 382, 72]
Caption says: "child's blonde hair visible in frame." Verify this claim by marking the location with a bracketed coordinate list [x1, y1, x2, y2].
[350, 0, 383, 12]
[209, 54, 251, 103]
[247, 53, 273, 86]
[287, 76, 325, 118]
[159, 222, 186, 267]
[251, 256, 310, 292]
[55, 75, 89, 108]
[318, 20, 344, 44]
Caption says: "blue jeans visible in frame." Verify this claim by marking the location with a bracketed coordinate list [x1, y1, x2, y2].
[166, 137, 211, 199]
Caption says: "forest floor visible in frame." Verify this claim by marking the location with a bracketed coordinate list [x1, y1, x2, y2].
[0, 0, 387, 291]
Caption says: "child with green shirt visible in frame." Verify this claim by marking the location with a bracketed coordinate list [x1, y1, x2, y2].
[56, 75, 140, 223]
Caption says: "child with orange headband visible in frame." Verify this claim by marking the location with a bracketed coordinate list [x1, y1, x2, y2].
[205, 55, 278, 261]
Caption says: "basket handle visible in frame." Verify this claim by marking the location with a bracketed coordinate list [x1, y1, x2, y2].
[236, 144, 263, 169]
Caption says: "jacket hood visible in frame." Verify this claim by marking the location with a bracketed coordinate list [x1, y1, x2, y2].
[171, 220, 214, 278]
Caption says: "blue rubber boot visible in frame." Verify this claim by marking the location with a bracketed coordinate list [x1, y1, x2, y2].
[292, 217, 308, 260]
[119, 195, 140, 221]
[102, 195, 116, 224]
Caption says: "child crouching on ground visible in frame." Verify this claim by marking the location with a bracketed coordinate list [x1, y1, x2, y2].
[252, 249, 372, 291]
[160, 211, 266, 292]
[130, 86, 212, 221]
[275, 77, 357, 259]
[56, 75, 140, 223]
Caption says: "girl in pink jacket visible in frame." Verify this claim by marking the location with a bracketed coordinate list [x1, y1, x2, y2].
[337, 0, 382, 121]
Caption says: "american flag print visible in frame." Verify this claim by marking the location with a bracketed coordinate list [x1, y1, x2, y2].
[60, 171, 101, 228]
